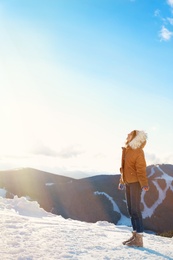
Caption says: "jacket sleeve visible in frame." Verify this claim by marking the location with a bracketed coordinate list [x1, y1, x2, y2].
[136, 150, 148, 188]
[119, 147, 125, 184]
[119, 167, 124, 184]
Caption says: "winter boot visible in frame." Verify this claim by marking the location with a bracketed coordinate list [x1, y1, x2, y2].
[126, 233, 143, 247]
[122, 231, 136, 245]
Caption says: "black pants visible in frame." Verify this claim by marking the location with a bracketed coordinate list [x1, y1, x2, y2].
[125, 182, 143, 233]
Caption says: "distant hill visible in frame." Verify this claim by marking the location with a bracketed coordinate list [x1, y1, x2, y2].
[0, 164, 173, 233]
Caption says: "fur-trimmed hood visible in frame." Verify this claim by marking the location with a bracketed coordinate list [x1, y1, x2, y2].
[128, 130, 147, 149]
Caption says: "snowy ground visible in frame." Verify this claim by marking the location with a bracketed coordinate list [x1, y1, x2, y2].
[0, 196, 172, 260]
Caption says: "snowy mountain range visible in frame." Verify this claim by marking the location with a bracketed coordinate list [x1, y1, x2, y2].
[0, 164, 172, 233]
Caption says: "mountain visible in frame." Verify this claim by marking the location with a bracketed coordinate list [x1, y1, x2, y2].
[0, 164, 173, 233]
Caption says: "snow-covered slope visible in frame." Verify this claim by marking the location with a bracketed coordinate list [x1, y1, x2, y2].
[0, 196, 172, 260]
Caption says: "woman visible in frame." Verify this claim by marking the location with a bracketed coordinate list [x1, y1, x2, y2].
[118, 130, 149, 247]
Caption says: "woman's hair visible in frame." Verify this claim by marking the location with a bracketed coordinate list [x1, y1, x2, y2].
[125, 130, 137, 146]
[131, 130, 137, 140]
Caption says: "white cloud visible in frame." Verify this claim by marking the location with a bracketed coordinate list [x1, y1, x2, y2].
[163, 154, 173, 163]
[57, 145, 84, 159]
[30, 143, 84, 158]
[167, 17, 173, 24]
[145, 152, 162, 165]
[154, 2, 173, 41]
[154, 9, 161, 17]
[31, 143, 58, 157]
[159, 25, 173, 41]
[167, 0, 173, 7]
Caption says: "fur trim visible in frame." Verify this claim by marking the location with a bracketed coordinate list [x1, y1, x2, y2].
[129, 130, 147, 149]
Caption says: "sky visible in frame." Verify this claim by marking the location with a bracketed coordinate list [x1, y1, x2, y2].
[0, 194, 173, 259]
[0, 0, 173, 177]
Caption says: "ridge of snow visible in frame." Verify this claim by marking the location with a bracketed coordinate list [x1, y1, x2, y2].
[0, 196, 53, 218]
[94, 191, 130, 226]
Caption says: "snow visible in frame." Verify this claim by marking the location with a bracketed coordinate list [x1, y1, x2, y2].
[94, 191, 130, 226]
[142, 165, 173, 218]
[45, 183, 55, 186]
[0, 196, 173, 259]
[0, 188, 6, 197]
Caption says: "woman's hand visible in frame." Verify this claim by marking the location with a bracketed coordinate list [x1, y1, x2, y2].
[142, 186, 149, 191]
[118, 183, 125, 190]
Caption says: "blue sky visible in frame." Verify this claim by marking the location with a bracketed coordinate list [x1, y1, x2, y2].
[0, 0, 173, 176]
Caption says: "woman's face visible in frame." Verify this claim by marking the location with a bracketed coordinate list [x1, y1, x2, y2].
[126, 131, 134, 143]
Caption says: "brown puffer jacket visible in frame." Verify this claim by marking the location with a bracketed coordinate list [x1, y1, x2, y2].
[119, 131, 148, 188]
